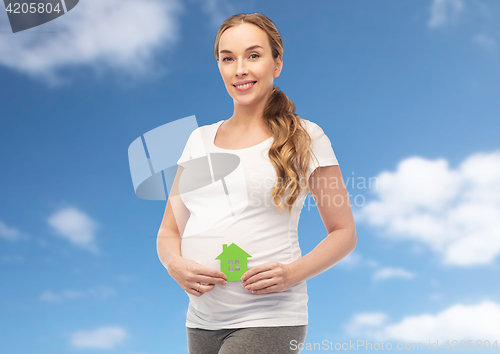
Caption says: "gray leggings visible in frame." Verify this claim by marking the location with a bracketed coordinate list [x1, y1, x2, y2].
[186, 325, 307, 354]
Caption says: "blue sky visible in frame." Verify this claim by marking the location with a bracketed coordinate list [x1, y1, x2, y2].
[1, 0, 500, 353]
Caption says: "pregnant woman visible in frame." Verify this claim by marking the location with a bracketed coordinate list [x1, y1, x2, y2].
[157, 12, 357, 354]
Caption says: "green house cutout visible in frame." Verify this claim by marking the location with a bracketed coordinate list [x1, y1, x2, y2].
[215, 243, 252, 281]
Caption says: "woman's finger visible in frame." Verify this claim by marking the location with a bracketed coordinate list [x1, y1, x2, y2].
[185, 287, 202, 297]
[190, 263, 227, 280]
[193, 283, 215, 294]
[194, 274, 227, 285]
[245, 278, 276, 291]
[252, 284, 280, 295]
[242, 270, 275, 286]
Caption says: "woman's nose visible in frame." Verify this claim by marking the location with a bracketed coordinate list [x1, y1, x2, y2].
[235, 63, 248, 76]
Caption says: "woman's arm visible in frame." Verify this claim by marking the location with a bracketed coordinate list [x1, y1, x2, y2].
[157, 165, 227, 297]
[156, 165, 190, 270]
[288, 164, 357, 285]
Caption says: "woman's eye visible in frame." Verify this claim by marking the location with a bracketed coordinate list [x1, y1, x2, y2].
[222, 54, 258, 62]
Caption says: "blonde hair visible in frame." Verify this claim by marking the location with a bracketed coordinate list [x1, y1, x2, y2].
[214, 13, 318, 215]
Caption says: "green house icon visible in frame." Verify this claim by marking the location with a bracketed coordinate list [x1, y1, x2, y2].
[215, 243, 252, 281]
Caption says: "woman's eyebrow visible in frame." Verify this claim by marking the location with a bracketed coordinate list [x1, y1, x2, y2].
[220, 45, 263, 54]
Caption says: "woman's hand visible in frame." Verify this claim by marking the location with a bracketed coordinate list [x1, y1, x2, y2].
[167, 255, 227, 297]
[240, 261, 295, 294]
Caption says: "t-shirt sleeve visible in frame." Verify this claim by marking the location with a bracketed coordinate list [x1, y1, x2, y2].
[308, 121, 339, 178]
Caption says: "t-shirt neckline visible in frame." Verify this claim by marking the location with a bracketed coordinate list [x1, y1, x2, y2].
[211, 120, 273, 151]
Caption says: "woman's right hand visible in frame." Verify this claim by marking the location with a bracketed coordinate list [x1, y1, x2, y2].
[167, 255, 228, 297]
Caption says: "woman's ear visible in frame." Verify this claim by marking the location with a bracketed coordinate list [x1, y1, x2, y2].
[274, 55, 283, 78]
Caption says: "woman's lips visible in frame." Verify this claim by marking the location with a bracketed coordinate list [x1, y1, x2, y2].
[233, 81, 257, 92]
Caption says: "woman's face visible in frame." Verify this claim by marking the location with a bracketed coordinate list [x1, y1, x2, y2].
[217, 22, 282, 107]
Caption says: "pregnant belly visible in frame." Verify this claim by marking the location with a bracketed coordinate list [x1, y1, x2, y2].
[181, 235, 294, 280]
[181, 236, 223, 272]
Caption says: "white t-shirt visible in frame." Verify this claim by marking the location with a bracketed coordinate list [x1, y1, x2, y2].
[176, 118, 339, 329]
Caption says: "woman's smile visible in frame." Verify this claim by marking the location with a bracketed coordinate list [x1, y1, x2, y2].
[233, 80, 257, 91]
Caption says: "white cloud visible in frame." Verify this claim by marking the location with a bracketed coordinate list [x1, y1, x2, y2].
[337, 250, 363, 269]
[40, 289, 85, 302]
[70, 326, 127, 349]
[355, 151, 500, 266]
[40, 291, 63, 302]
[429, 293, 445, 301]
[345, 312, 388, 336]
[0, 220, 21, 241]
[0, 254, 25, 263]
[47, 207, 100, 253]
[428, 0, 465, 28]
[365, 258, 380, 268]
[40, 286, 114, 302]
[336, 251, 384, 270]
[87, 285, 116, 299]
[0, 0, 184, 85]
[117, 274, 136, 283]
[200, 0, 236, 29]
[473, 34, 496, 51]
[344, 300, 500, 342]
[373, 267, 415, 281]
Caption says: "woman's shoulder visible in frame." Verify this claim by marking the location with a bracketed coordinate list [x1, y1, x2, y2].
[187, 120, 223, 138]
[194, 119, 224, 134]
[299, 117, 325, 137]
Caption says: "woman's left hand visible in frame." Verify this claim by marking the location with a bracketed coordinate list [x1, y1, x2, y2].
[241, 262, 295, 294]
